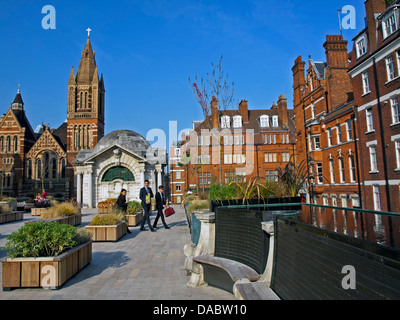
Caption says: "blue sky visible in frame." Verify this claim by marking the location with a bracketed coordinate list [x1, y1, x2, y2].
[0, 0, 365, 148]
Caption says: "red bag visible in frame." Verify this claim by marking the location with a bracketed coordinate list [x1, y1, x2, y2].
[165, 206, 175, 217]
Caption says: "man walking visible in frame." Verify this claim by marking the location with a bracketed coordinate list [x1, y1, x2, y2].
[139, 180, 155, 232]
[153, 185, 170, 229]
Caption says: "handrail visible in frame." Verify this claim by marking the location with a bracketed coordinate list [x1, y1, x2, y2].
[219, 202, 400, 217]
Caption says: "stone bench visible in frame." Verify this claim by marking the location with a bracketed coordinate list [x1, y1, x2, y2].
[192, 255, 261, 294]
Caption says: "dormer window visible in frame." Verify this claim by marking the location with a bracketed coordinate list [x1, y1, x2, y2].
[272, 116, 279, 127]
[356, 35, 367, 58]
[259, 115, 269, 128]
[221, 116, 231, 128]
[383, 12, 398, 39]
[232, 116, 242, 128]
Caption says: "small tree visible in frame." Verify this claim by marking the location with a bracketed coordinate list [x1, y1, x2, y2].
[189, 55, 235, 184]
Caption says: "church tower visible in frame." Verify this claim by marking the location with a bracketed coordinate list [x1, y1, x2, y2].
[67, 33, 105, 160]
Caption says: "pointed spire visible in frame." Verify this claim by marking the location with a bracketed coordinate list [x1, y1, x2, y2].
[92, 66, 99, 83]
[12, 85, 24, 110]
[68, 66, 75, 84]
[76, 34, 97, 84]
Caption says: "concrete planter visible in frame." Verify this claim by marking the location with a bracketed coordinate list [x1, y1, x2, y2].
[1, 241, 92, 290]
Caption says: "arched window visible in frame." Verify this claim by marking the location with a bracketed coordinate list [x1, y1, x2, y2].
[101, 166, 135, 182]
[61, 159, 66, 179]
[43, 153, 49, 179]
[86, 125, 90, 148]
[80, 92, 83, 109]
[84, 92, 88, 109]
[37, 159, 42, 179]
[27, 160, 32, 180]
[14, 136, 18, 152]
[0, 136, 4, 153]
[339, 157, 345, 184]
[6, 136, 11, 152]
[52, 158, 57, 179]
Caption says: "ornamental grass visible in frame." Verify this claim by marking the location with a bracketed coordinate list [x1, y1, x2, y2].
[90, 211, 126, 226]
[41, 202, 80, 219]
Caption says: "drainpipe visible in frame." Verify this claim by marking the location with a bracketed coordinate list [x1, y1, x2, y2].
[372, 57, 391, 212]
[351, 113, 362, 209]
[303, 102, 312, 204]
[325, 91, 329, 113]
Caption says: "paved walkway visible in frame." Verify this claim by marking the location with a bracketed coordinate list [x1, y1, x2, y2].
[0, 205, 234, 300]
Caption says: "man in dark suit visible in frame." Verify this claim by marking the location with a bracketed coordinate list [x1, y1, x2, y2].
[139, 180, 155, 232]
[153, 185, 170, 229]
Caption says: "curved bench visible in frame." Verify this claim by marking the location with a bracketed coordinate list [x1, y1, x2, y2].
[193, 255, 261, 294]
[234, 281, 280, 300]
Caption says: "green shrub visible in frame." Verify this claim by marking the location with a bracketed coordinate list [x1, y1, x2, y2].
[3, 222, 89, 258]
[208, 184, 237, 201]
[188, 200, 210, 214]
[127, 201, 142, 214]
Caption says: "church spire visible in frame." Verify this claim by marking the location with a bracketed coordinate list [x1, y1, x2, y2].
[12, 84, 24, 110]
[75, 33, 97, 84]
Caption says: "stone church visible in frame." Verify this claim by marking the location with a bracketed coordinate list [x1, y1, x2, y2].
[0, 34, 166, 206]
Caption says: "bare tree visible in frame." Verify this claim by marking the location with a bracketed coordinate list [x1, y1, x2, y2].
[189, 55, 235, 184]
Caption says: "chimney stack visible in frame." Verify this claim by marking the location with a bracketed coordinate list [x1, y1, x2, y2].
[365, 0, 388, 52]
[277, 94, 289, 128]
[323, 35, 353, 111]
[239, 100, 249, 122]
[211, 96, 219, 128]
[292, 55, 306, 108]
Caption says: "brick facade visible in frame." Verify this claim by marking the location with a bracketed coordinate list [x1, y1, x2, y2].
[348, 0, 400, 212]
[292, 35, 361, 207]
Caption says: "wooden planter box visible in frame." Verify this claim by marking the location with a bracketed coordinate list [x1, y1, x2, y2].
[1, 241, 92, 291]
[0, 201, 17, 212]
[31, 208, 49, 216]
[98, 207, 113, 214]
[126, 212, 143, 227]
[85, 222, 127, 242]
[25, 214, 82, 227]
[0, 212, 23, 224]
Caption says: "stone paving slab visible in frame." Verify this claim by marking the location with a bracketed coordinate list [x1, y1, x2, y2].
[0, 206, 234, 300]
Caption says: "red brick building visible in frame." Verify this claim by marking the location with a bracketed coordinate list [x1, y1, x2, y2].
[170, 95, 297, 203]
[348, 0, 400, 212]
[293, 35, 361, 207]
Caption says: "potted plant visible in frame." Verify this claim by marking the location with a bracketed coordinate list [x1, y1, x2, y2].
[0, 204, 23, 224]
[31, 197, 51, 216]
[126, 201, 143, 227]
[97, 198, 117, 214]
[1, 222, 92, 290]
[85, 211, 128, 242]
